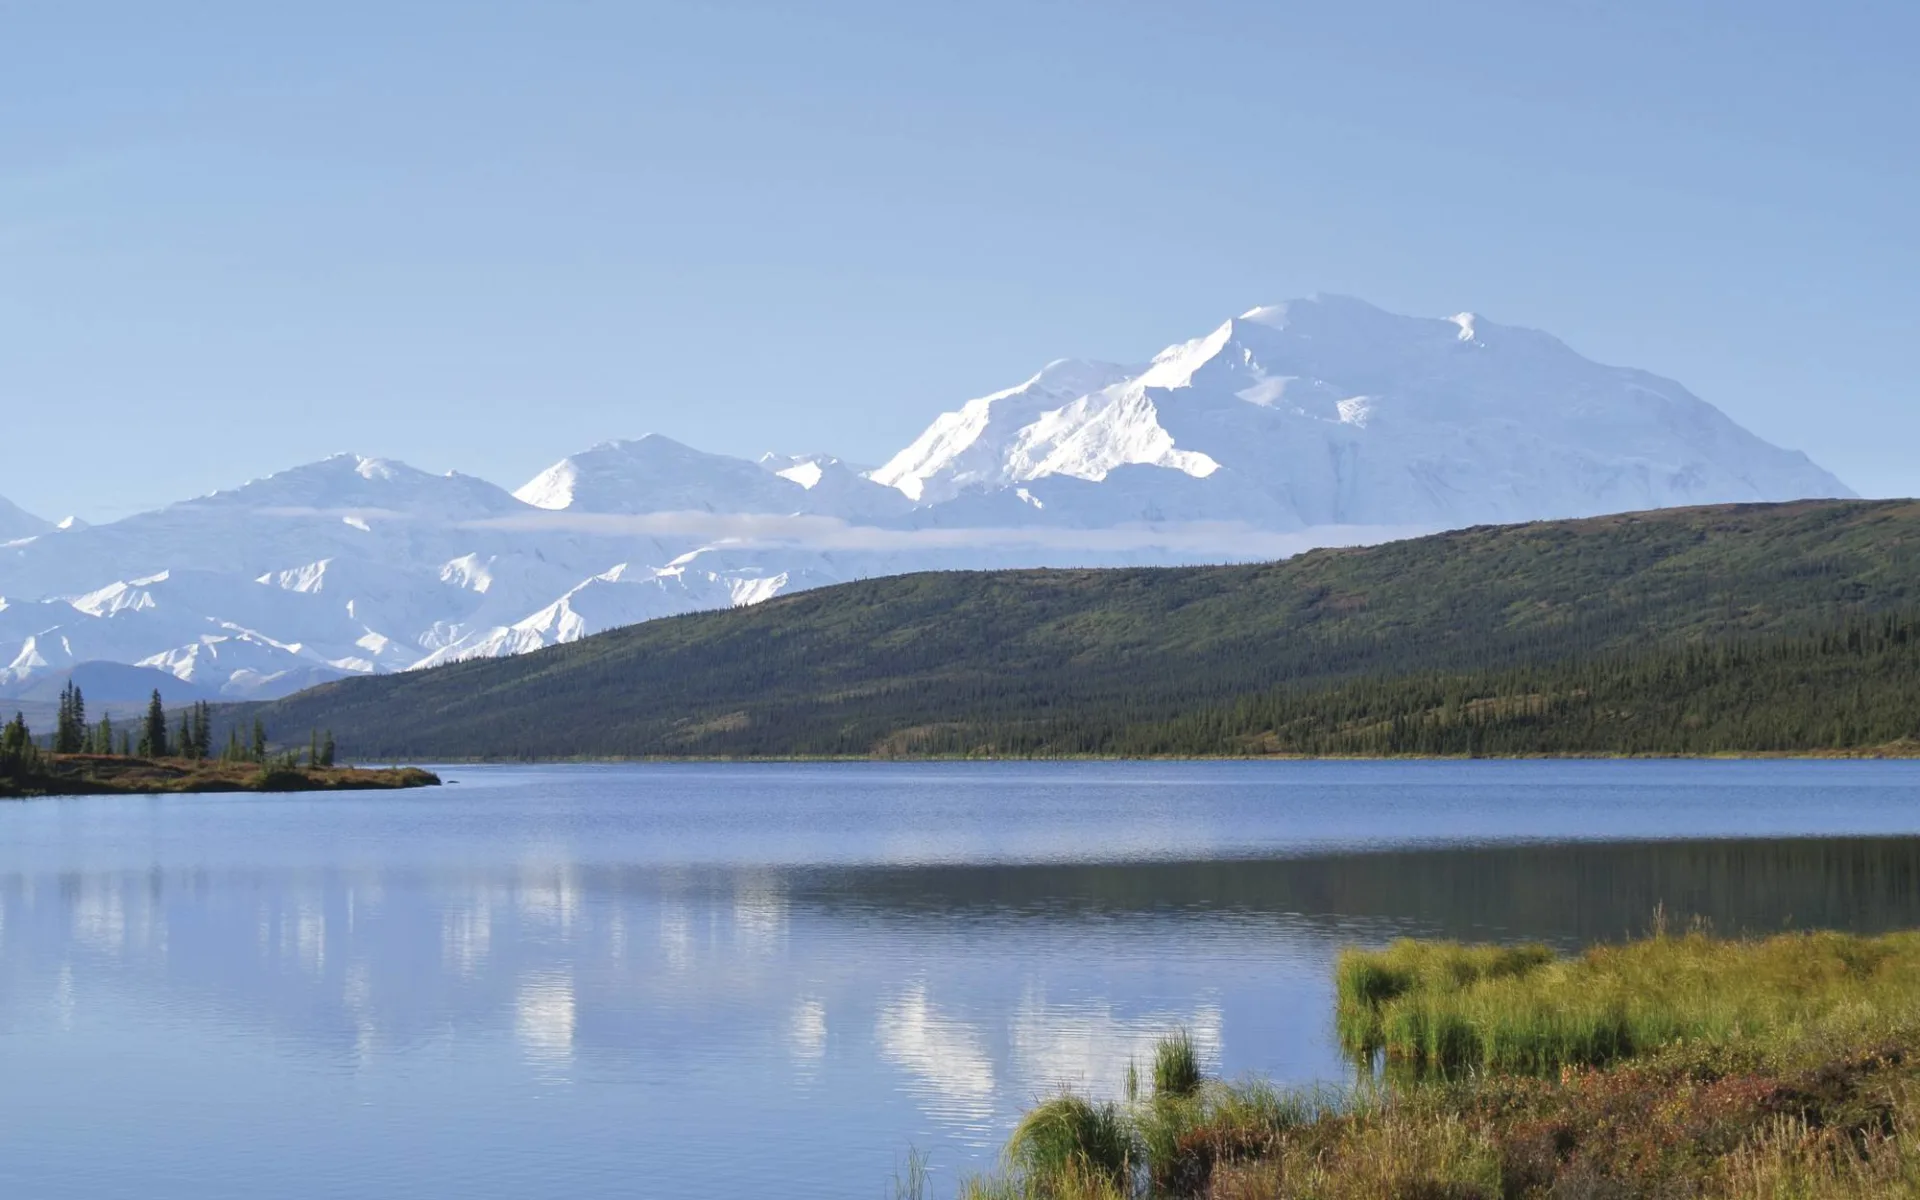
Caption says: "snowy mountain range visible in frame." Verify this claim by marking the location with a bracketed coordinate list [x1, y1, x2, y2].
[0, 296, 1853, 700]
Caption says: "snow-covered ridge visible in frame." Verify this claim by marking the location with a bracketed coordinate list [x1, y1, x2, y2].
[0, 296, 1852, 699]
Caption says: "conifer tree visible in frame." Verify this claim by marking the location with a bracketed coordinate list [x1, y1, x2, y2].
[252, 718, 267, 763]
[0, 712, 41, 782]
[177, 713, 193, 761]
[54, 682, 87, 755]
[308, 729, 319, 768]
[94, 714, 113, 757]
[225, 727, 242, 762]
[320, 730, 336, 769]
[140, 690, 168, 758]
[1, 712, 31, 774]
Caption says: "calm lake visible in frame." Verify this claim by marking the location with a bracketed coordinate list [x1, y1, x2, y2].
[3, 761, 1919, 1198]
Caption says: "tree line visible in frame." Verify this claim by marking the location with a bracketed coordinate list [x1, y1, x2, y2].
[873, 607, 1920, 758]
[2, 683, 336, 782]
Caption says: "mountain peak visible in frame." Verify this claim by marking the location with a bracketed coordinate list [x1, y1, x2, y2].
[516, 436, 805, 514]
[179, 454, 526, 523]
[0, 495, 53, 542]
[874, 296, 1854, 522]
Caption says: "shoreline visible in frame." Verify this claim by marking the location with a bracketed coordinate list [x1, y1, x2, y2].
[0, 755, 442, 799]
[970, 929, 1920, 1199]
[387, 746, 1920, 765]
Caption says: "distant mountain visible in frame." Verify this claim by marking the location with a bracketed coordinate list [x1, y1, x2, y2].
[514, 435, 914, 521]
[0, 297, 1856, 696]
[516, 435, 811, 515]
[0, 496, 52, 543]
[0, 660, 218, 706]
[239, 499, 1920, 759]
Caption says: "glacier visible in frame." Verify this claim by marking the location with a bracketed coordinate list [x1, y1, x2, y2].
[0, 296, 1853, 699]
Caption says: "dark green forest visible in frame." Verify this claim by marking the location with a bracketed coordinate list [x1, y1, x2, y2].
[240, 499, 1920, 759]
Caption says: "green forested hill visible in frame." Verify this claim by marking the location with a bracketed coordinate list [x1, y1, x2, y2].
[246, 499, 1920, 758]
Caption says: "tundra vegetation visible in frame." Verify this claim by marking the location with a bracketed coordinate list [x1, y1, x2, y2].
[961, 928, 1920, 1199]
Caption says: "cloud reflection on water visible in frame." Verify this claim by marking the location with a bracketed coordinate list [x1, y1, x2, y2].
[4, 830, 1920, 1194]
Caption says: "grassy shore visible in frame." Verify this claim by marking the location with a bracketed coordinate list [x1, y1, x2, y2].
[0, 754, 441, 798]
[966, 930, 1920, 1199]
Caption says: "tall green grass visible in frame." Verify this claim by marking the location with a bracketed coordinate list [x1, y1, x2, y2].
[1336, 929, 1920, 1074]
[1005, 1094, 1135, 1194]
[1334, 939, 1554, 1059]
[1150, 1030, 1201, 1099]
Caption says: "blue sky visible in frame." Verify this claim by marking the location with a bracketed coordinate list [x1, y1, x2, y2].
[4, 0, 1916, 521]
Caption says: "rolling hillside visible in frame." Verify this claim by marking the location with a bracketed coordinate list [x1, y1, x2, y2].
[245, 499, 1920, 759]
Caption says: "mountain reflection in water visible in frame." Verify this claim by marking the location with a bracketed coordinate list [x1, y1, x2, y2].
[792, 836, 1920, 944]
[3, 763, 1918, 1200]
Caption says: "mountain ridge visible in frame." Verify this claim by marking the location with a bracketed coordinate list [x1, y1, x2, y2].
[0, 296, 1855, 698]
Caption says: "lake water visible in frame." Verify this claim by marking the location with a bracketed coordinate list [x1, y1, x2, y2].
[2, 761, 1919, 1198]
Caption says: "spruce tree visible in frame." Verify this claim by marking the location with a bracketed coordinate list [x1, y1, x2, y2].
[308, 729, 319, 768]
[176, 713, 192, 761]
[141, 690, 168, 759]
[225, 727, 242, 762]
[251, 718, 267, 763]
[320, 730, 336, 769]
[1, 712, 30, 775]
[54, 682, 86, 755]
[94, 714, 113, 757]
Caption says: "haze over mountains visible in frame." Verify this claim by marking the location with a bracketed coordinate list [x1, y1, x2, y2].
[0, 497, 53, 543]
[0, 296, 1852, 700]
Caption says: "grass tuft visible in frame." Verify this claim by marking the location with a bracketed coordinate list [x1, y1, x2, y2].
[1005, 1094, 1135, 1195]
[1151, 1031, 1202, 1099]
[889, 1146, 930, 1200]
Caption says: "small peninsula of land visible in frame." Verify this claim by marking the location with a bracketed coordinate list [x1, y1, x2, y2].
[0, 754, 441, 799]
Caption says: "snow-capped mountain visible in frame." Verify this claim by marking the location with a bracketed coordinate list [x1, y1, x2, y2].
[873, 296, 1848, 527]
[0, 297, 1853, 698]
